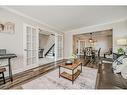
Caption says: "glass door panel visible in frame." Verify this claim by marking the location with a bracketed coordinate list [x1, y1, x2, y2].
[55, 34, 63, 61]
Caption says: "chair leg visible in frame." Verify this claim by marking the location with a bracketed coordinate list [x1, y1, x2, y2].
[2, 72, 5, 84]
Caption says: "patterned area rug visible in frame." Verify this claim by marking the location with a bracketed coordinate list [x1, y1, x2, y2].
[22, 66, 98, 89]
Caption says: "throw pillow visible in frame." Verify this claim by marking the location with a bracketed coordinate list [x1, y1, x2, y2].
[112, 55, 127, 73]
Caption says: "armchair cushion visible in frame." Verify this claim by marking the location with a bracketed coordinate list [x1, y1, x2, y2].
[112, 55, 127, 74]
[121, 58, 127, 79]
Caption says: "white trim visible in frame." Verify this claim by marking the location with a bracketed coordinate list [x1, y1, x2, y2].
[23, 23, 27, 70]
[13, 68, 24, 75]
[37, 26, 55, 35]
[54, 33, 58, 61]
[1, 6, 63, 33]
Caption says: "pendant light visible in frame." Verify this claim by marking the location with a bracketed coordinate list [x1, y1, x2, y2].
[89, 33, 93, 43]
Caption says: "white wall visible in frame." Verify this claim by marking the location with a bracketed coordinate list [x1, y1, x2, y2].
[0, 8, 62, 76]
[94, 35, 112, 56]
[39, 34, 49, 49]
[64, 20, 127, 59]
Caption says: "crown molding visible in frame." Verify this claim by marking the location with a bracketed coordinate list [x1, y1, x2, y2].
[1, 6, 63, 33]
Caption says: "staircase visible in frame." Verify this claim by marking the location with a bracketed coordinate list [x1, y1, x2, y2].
[45, 44, 55, 58]
[43, 35, 55, 58]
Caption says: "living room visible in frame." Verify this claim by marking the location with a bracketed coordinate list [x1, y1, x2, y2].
[0, 6, 127, 89]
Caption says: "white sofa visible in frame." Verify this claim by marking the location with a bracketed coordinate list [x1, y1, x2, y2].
[121, 58, 127, 79]
[112, 55, 127, 79]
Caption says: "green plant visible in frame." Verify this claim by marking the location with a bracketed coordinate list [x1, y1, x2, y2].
[69, 53, 76, 59]
[117, 48, 124, 54]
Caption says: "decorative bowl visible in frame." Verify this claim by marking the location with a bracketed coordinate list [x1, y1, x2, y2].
[65, 60, 73, 65]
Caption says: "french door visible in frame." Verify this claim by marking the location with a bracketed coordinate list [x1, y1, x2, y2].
[23, 24, 38, 70]
[78, 40, 85, 55]
[55, 34, 63, 61]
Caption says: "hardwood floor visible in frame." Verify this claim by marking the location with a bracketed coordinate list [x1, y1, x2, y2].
[0, 59, 65, 89]
[97, 63, 127, 89]
[0, 57, 127, 89]
[80, 56, 127, 89]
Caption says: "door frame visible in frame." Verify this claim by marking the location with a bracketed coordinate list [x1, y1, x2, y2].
[55, 33, 64, 61]
[23, 23, 39, 70]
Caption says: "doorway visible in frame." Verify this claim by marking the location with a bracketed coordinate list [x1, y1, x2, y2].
[73, 29, 113, 58]
[23, 24, 64, 70]
[38, 28, 55, 66]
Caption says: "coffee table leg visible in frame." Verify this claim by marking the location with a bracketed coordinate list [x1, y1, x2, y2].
[59, 66, 60, 78]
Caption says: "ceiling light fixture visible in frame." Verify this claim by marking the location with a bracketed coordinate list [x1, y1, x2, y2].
[89, 33, 94, 43]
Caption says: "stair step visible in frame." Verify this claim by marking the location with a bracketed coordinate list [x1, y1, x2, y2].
[47, 54, 53, 55]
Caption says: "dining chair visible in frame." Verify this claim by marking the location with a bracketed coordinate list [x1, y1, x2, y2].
[97, 48, 101, 59]
[84, 47, 92, 60]
[91, 48, 101, 64]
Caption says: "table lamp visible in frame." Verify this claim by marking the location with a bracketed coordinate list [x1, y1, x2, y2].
[117, 38, 127, 46]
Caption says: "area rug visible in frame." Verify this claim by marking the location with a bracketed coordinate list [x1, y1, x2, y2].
[22, 67, 98, 89]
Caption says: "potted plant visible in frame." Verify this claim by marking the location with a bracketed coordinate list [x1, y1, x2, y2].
[117, 48, 124, 54]
[66, 53, 77, 65]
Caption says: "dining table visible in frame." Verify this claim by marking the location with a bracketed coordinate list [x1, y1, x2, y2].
[84, 49, 98, 55]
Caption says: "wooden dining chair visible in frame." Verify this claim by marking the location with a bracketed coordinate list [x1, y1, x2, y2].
[0, 67, 6, 84]
[97, 48, 101, 59]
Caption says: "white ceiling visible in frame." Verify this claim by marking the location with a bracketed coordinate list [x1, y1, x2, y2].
[6, 6, 127, 32]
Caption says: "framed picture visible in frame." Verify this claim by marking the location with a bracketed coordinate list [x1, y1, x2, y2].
[4, 22, 15, 33]
[0, 24, 4, 32]
[0, 22, 15, 34]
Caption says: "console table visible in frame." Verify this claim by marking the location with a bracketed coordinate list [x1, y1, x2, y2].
[58, 60, 82, 84]
[0, 54, 17, 82]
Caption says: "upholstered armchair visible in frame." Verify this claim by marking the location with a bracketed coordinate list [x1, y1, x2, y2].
[112, 55, 127, 79]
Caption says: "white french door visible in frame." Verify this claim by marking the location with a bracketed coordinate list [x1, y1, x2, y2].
[55, 34, 63, 61]
[77, 40, 85, 55]
[23, 24, 38, 70]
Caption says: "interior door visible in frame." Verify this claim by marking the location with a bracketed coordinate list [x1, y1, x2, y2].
[78, 40, 85, 55]
[55, 34, 63, 61]
[23, 24, 38, 70]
